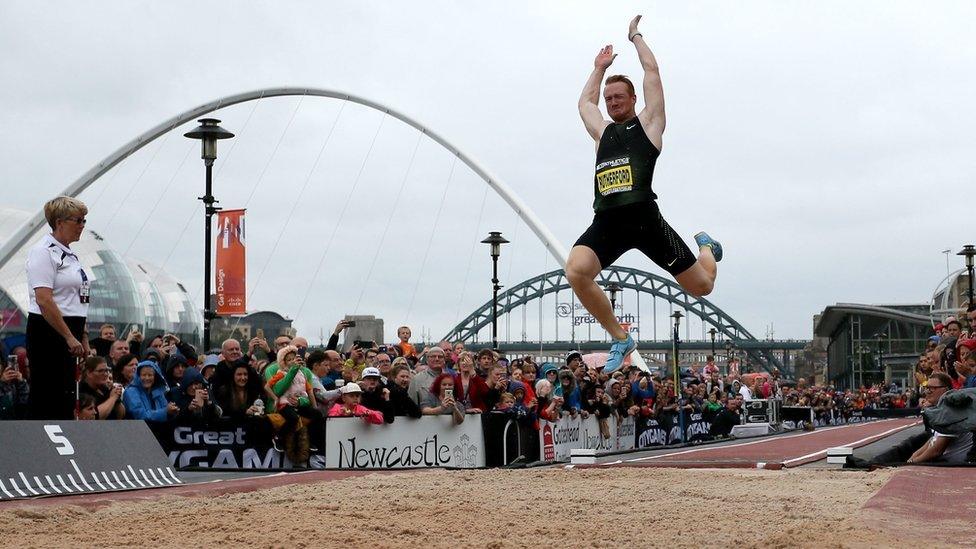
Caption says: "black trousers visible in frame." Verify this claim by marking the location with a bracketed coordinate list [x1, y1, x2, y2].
[278, 406, 325, 449]
[26, 313, 86, 420]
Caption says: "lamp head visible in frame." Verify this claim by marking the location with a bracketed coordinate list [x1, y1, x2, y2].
[481, 231, 509, 258]
[959, 245, 976, 268]
[184, 118, 235, 161]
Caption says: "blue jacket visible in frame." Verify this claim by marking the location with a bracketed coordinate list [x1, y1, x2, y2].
[123, 361, 170, 422]
[631, 380, 656, 403]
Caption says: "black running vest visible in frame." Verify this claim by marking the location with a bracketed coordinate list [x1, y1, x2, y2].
[592, 117, 659, 212]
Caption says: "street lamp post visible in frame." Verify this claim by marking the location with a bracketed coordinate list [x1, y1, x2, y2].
[481, 231, 509, 350]
[958, 245, 976, 309]
[708, 327, 717, 361]
[671, 310, 685, 444]
[605, 281, 621, 313]
[724, 340, 734, 376]
[184, 118, 234, 353]
[876, 332, 888, 384]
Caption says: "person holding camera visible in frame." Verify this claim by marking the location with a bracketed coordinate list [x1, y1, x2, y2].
[25, 196, 94, 420]
[1, 354, 30, 420]
[172, 366, 221, 421]
[78, 356, 125, 419]
[421, 373, 465, 425]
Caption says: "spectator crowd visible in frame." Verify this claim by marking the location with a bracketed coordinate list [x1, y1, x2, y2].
[3, 313, 973, 466]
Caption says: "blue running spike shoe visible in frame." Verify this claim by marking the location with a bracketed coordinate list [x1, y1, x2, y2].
[603, 333, 636, 374]
[694, 231, 723, 262]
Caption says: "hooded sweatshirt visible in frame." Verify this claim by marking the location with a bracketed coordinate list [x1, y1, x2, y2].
[123, 361, 171, 422]
[557, 371, 582, 412]
[175, 367, 222, 420]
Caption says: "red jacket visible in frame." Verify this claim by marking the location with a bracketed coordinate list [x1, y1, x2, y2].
[456, 374, 491, 411]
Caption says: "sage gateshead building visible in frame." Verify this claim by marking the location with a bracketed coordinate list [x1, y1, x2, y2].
[814, 269, 972, 390]
[0, 207, 201, 350]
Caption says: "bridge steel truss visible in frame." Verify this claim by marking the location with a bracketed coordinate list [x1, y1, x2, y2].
[443, 265, 790, 375]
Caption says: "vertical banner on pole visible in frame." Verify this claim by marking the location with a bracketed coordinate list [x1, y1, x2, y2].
[215, 209, 246, 315]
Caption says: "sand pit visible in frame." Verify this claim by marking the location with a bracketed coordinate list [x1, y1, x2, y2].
[0, 467, 932, 548]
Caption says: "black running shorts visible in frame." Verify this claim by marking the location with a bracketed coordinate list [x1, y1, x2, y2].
[573, 201, 697, 276]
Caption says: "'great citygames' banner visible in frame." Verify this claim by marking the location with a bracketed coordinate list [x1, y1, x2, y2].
[215, 209, 246, 315]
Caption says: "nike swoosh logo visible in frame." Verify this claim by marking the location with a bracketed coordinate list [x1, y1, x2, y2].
[626, 124, 637, 130]
[667, 258, 677, 267]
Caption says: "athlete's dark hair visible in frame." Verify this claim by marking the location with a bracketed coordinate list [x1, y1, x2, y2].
[604, 74, 636, 96]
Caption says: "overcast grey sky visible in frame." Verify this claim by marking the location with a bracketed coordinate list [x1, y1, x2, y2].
[1, 1, 974, 343]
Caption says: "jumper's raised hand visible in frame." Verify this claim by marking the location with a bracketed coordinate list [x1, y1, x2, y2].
[594, 45, 616, 70]
[628, 15, 642, 40]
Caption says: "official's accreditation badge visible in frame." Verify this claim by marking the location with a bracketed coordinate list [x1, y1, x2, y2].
[596, 156, 633, 196]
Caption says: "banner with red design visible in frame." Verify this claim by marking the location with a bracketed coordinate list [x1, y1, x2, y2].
[215, 209, 246, 315]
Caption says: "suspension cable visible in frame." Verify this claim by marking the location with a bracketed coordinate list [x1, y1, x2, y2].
[405, 154, 459, 322]
[120, 141, 195, 257]
[99, 131, 173, 235]
[187, 94, 307, 308]
[453, 184, 491, 328]
[354, 131, 424, 315]
[132, 95, 264, 336]
[239, 98, 346, 309]
[295, 112, 387, 321]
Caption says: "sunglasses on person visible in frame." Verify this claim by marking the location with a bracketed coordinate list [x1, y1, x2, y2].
[64, 216, 87, 224]
[926, 384, 947, 390]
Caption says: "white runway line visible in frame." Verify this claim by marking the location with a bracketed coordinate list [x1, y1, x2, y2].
[624, 418, 908, 463]
[781, 421, 921, 465]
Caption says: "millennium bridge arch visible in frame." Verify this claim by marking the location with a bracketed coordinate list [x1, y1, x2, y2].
[0, 87, 568, 270]
[444, 265, 792, 374]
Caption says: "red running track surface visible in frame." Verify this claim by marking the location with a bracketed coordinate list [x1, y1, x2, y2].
[861, 466, 976, 544]
[588, 418, 921, 470]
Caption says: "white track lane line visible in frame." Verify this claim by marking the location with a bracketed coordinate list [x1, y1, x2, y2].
[8, 478, 27, 497]
[66, 474, 84, 493]
[56, 475, 72, 493]
[156, 467, 174, 485]
[165, 467, 181, 484]
[0, 479, 14, 499]
[70, 460, 93, 491]
[127, 466, 146, 488]
[31, 476, 51, 495]
[18, 473, 39, 495]
[625, 419, 908, 463]
[90, 472, 106, 491]
[44, 475, 62, 494]
[781, 420, 921, 466]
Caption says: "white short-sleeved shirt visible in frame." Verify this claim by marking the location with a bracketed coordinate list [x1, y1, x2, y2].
[26, 233, 92, 318]
[932, 430, 974, 464]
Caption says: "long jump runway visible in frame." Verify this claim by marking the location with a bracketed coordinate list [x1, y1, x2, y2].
[583, 417, 921, 470]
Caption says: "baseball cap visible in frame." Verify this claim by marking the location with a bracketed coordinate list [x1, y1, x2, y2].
[566, 352, 583, 363]
[340, 382, 363, 394]
[203, 354, 220, 367]
[361, 367, 382, 378]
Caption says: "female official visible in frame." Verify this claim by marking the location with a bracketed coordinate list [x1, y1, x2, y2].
[26, 196, 92, 419]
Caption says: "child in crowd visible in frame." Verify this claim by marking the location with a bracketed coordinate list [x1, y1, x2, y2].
[494, 392, 515, 411]
[328, 382, 384, 424]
